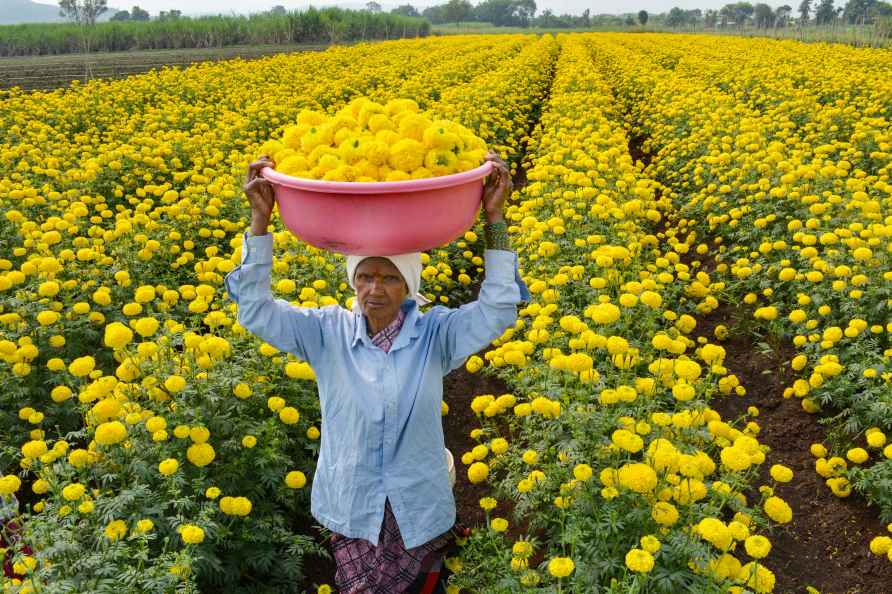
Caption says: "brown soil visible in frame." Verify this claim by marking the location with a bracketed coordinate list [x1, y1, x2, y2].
[697, 303, 892, 594]
[442, 368, 510, 528]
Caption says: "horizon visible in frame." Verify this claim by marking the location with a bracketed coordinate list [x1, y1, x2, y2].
[17, 0, 821, 19]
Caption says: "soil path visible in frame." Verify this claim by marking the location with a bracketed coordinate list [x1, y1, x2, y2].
[697, 304, 892, 594]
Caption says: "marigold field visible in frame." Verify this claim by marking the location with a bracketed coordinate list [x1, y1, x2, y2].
[1, 33, 891, 594]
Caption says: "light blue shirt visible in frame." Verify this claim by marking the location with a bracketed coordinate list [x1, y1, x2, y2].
[223, 230, 530, 548]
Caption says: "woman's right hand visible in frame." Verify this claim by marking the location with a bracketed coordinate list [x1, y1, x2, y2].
[244, 155, 276, 235]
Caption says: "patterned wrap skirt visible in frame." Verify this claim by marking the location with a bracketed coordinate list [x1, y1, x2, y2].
[331, 497, 468, 594]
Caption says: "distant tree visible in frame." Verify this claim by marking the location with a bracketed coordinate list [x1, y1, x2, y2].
[269, 5, 287, 15]
[843, 0, 881, 23]
[815, 0, 836, 23]
[422, 4, 448, 23]
[366, 1, 382, 13]
[624, 14, 635, 25]
[443, 0, 472, 25]
[158, 9, 182, 20]
[475, 0, 516, 26]
[58, 0, 107, 56]
[130, 5, 149, 20]
[110, 9, 130, 20]
[776, 4, 793, 25]
[638, 9, 648, 24]
[720, 4, 736, 25]
[391, 3, 420, 17]
[581, 8, 590, 26]
[798, 0, 812, 21]
[59, 0, 108, 26]
[666, 6, 687, 26]
[705, 8, 719, 26]
[513, 0, 536, 26]
[734, 2, 755, 26]
[754, 2, 776, 26]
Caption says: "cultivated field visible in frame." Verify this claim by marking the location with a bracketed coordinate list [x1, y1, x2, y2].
[1, 32, 891, 593]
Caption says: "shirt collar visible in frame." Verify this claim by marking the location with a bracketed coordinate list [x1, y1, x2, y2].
[352, 299, 421, 350]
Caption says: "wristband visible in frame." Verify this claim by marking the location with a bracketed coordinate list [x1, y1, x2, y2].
[483, 221, 510, 250]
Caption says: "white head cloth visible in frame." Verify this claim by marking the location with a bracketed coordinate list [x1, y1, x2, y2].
[345, 253, 432, 314]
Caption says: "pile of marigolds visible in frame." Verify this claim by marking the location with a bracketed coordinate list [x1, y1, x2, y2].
[0, 30, 890, 594]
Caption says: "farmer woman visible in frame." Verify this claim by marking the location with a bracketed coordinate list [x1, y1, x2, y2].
[224, 149, 529, 593]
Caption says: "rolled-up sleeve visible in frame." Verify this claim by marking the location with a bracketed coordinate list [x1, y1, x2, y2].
[223, 231, 325, 363]
[436, 248, 530, 373]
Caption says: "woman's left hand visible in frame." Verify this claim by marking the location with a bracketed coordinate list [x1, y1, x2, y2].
[482, 149, 511, 224]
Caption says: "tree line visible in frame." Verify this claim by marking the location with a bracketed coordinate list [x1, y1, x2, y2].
[0, 4, 429, 56]
[661, 0, 892, 28]
[405, 0, 890, 30]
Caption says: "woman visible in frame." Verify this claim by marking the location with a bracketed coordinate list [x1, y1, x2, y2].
[224, 149, 529, 593]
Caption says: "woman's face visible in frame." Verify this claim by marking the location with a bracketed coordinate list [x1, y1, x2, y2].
[354, 258, 408, 322]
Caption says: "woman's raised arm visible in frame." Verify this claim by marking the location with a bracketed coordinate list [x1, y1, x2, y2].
[223, 156, 326, 363]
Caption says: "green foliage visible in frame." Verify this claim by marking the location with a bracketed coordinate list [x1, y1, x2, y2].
[0, 8, 430, 57]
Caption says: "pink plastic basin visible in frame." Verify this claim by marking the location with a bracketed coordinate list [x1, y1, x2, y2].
[261, 161, 494, 256]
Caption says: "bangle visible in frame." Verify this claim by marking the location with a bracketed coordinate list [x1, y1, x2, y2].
[484, 221, 510, 250]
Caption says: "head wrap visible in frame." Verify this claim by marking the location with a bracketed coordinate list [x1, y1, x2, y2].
[346, 253, 431, 314]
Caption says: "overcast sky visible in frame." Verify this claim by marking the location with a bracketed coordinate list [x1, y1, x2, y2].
[100, 0, 778, 18]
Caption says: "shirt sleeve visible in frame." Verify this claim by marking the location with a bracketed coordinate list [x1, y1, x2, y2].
[223, 231, 326, 363]
[435, 248, 530, 373]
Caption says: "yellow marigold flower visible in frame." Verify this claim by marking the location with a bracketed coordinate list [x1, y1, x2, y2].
[468, 462, 489, 484]
[186, 442, 216, 467]
[625, 548, 654, 573]
[21, 440, 48, 459]
[189, 427, 210, 443]
[50, 385, 73, 402]
[232, 382, 252, 399]
[740, 561, 776, 593]
[846, 447, 869, 464]
[286, 471, 307, 489]
[573, 463, 593, 481]
[61, 483, 86, 501]
[159, 458, 179, 476]
[136, 519, 154, 533]
[652, 501, 679, 526]
[769, 464, 793, 483]
[490, 517, 508, 532]
[164, 375, 186, 393]
[696, 517, 732, 551]
[522, 449, 539, 464]
[867, 431, 887, 448]
[810, 443, 827, 458]
[95, 421, 127, 446]
[180, 524, 205, 544]
[32, 478, 49, 494]
[68, 355, 96, 377]
[490, 438, 508, 455]
[104, 519, 128, 541]
[279, 406, 300, 424]
[869, 536, 892, 556]
[547, 556, 575, 578]
[744, 535, 772, 559]
[133, 317, 159, 337]
[617, 463, 658, 493]
[284, 361, 316, 380]
[479, 497, 497, 512]
[640, 535, 661, 553]
[763, 496, 793, 524]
